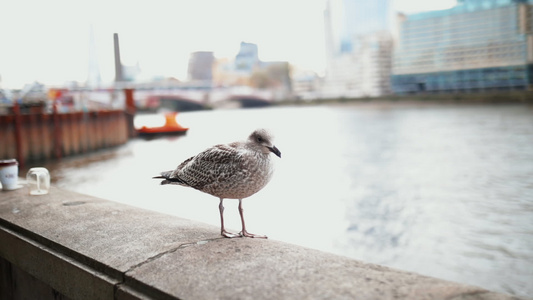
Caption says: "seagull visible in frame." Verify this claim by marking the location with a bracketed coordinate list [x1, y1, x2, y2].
[154, 129, 281, 238]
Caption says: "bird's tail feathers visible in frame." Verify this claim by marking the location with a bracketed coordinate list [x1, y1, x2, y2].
[153, 171, 187, 186]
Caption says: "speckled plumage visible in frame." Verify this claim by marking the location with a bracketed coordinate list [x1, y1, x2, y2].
[154, 129, 281, 238]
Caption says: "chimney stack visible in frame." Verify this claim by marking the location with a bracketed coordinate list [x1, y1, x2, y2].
[113, 33, 123, 82]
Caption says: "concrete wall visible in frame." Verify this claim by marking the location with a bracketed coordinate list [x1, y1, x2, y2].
[0, 183, 522, 300]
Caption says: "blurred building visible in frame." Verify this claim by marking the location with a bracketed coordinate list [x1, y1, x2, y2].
[234, 42, 260, 72]
[392, 0, 533, 94]
[213, 42, 260, 87]
[213, 57, 250, 86]
[292, 70, 322, 101]
[212, 42, 291, 99]
[123, 62, 141, 82]
[188, 51, 215, 82]
[322, 0, 393, 98]
[19, 82, 48, 104]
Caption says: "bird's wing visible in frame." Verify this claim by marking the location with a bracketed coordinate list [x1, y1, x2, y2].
[174, 143, 244, 190]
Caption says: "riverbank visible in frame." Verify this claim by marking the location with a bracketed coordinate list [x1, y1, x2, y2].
[278, 91, 533, 106]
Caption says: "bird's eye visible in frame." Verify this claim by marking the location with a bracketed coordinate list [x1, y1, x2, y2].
[257, 136, 263, 143]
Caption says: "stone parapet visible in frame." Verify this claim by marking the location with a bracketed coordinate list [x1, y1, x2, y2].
[0, 183, 521, 299]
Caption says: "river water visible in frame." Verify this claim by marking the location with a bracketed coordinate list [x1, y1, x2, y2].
[41, 103, 533, 297]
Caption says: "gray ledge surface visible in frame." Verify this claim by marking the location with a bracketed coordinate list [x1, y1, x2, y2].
[0, 183, 522, 300]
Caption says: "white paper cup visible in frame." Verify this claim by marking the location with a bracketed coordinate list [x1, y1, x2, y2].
[0, 159, 19, 190]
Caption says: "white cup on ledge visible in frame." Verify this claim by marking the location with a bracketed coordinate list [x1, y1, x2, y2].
[0, 159, 19, 191]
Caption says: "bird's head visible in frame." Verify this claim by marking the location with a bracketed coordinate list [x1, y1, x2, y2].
[248, 129, 281, 158]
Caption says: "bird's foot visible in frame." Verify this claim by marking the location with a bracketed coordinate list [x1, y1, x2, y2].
[221, 230, 241, 238]
[240, 230, 268, 239]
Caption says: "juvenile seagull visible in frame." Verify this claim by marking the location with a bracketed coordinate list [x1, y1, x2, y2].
[154, 129, 281, 238]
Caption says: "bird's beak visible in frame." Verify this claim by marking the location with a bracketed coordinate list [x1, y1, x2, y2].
[268, 145, 281, 158]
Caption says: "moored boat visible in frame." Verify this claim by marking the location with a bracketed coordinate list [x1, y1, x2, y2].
[137, 112, 189, 136]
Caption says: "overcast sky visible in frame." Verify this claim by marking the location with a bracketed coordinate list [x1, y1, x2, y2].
[0, 0, 456, 89]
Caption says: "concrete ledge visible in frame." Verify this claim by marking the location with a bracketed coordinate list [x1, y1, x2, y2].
[0, 183, 521, 300]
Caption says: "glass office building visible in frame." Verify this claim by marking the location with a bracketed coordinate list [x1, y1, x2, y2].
[392, 0, 533, 94]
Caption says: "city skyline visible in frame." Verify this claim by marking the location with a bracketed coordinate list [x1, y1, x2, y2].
[0, 0, 456, 89]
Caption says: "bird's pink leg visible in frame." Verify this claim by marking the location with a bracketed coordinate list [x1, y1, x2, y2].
[219, 198, 239, 238]
[238, 199, 267, 239]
